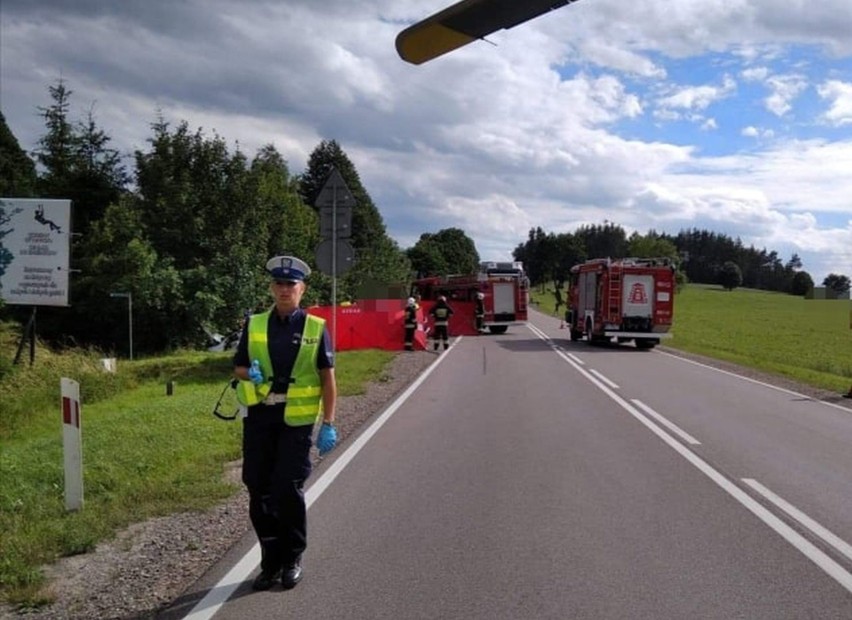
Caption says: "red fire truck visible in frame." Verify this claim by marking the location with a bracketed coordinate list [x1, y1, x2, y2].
[411, 261, 529, 334]
[566, 257, 675, 349]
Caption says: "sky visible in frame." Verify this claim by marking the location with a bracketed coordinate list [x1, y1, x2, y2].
[1, 0, 851, 284]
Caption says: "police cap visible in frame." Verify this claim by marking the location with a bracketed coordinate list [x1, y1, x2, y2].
[266, 255, 311, 282]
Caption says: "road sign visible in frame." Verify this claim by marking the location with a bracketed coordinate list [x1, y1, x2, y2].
[314, 167, 355, 209]
[319, 206, 352, 239]
[315, 238, 356, 276]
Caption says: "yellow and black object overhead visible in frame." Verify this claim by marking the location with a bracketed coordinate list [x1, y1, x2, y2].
[396, 0, 580, 65]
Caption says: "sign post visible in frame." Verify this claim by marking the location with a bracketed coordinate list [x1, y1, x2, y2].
[314, 167, 356, 349]
[61, 378, 84, 511]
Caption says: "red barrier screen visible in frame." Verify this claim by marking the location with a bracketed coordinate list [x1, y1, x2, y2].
[307, 299, 479, 351]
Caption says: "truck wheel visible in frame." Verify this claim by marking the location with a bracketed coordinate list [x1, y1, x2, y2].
[570, 328, 582, 341]
[635, 339, 656, 350]
[488, 325, 508, 334]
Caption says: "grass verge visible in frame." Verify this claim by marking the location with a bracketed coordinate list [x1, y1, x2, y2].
[0, 336, 393, 608]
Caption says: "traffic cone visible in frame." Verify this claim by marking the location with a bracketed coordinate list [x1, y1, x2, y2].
[844, 384, 852, 399]
[559, 319, 565, 329]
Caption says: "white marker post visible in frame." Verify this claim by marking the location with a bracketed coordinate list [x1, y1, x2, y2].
[61, 378, 84, 511]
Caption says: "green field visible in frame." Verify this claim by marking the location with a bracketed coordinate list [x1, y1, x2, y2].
[532, 283, 852, 393]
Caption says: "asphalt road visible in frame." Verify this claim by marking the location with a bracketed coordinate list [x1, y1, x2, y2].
[168, 308, 852, 619]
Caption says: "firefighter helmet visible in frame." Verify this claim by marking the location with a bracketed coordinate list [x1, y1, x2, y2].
[476, 292, 484, 299]
[438, 295, 447, 302]
[406, 297, 416, 306]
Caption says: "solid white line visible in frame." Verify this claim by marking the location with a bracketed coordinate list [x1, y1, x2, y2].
[743, 478, 852, 563]
[589, 368, 619, 389]
[181, 343, 456, 620]
[657, 350, 852, 413]
[529, 327, 852, 595]
[631, 399, 701, 445]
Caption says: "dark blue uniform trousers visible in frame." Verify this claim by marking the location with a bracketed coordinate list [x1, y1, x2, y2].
[242, 410, 313, 573]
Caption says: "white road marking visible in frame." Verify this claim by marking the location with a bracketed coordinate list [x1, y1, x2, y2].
[631, 399, 701, 445]
[181, 341, 458, 620]
[743, 478, 852, 563]
[529, 326, 852, 595]
[657, 350, 852, 413]
[589, 368, 619, 389]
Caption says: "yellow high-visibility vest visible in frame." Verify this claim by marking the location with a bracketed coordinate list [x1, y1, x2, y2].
[236, 311, 326, 426]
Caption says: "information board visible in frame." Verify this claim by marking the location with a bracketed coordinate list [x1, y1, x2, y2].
[0, 197, 71, 306]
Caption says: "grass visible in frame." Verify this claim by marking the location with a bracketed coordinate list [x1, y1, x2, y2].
[531, 283, 852, 393]
[0, 332, 394, 608]
[666, 285, 851, 393]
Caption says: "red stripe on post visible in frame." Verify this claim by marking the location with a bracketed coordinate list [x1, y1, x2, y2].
[62, 397, 80, 428]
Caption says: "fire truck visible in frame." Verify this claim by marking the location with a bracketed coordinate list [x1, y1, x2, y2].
[411, 261, 529, 334]
[566, 257, 675, 349]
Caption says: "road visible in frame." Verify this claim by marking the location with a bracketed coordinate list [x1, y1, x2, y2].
[165, 308, 852, 619]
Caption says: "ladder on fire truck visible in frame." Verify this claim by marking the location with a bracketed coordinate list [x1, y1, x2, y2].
[608, 261, 622, 320]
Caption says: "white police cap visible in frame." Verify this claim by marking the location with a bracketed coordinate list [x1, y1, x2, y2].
[266, 255, 311, 282]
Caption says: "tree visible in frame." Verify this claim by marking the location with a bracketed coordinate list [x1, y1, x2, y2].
[627, 230, 679, 261]
[790, 270, 814, 296]
[21, 80, 131, 346]
[300, 140, 410, 300]
[128, 119, 275, 348]
[407, 228, 479, 277]
[719, 261, 743, 291]
[823, 273, 851, 297]
[34, 79, 77, 197]
[0, 112, 37, 197]
[575, 222, 628, 260]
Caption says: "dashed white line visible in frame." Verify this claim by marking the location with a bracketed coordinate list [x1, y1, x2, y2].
[589, 368, 619, 389]
[528, 323, 852, 595]
[631, 399, 701, 445]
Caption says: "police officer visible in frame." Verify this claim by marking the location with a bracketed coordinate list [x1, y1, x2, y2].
[233, 255, 338, 591]
[428, 295, 454, 351]
[403, 297, 418, 351]
[474, 291, 485, 333]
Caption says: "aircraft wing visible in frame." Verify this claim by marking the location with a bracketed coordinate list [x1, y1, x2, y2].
[395, 0, 580, 65]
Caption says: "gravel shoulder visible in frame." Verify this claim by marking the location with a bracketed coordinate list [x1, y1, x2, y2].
[2, 350, 438, 620]
[3, 345, 850, 619]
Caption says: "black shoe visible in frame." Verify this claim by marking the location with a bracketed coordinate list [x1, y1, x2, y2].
[281, 562, 303, 590]
[252, 568, 282, 591]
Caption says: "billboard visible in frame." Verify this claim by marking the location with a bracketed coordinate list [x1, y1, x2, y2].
[0, 197, 71, 307]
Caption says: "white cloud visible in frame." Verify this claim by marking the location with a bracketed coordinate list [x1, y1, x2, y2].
[817, 80, 852, 126]
[656, 75, 736, 112]
[764, 73, 808, 116]
[741, 66, 769, 81]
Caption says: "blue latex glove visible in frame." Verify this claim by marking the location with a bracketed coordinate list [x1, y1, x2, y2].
[247, 359, 264, 385]
[317, 422, 338, 456]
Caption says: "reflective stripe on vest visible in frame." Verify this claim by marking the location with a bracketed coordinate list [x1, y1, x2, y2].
[234, 311, 325, 427]
[284, 314, 325, 426]
[235, 311, 273, 407]
[433, 306, 450, 326]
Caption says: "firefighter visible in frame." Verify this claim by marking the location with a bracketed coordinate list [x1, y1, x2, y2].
[233, 255, 338, 591]
[403, 297, 418, 350]
[429, 295, 454, 350]
[474, 291, 485, 333]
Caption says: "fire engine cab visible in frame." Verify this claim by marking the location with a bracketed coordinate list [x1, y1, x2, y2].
[412, 261, 529, 334]
[567, 257, 675, 349]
